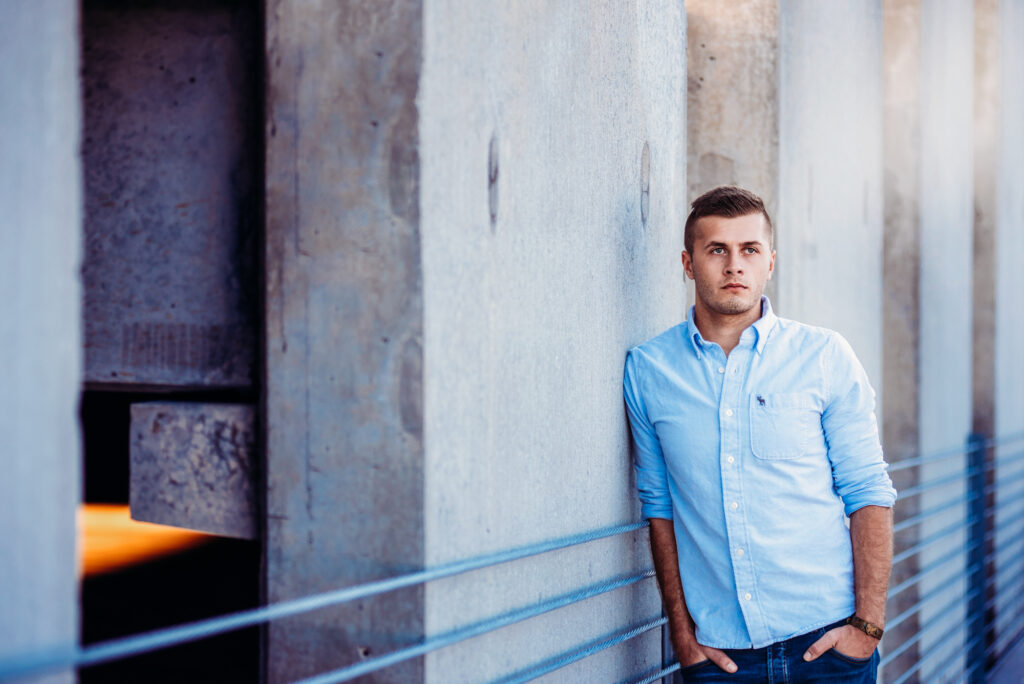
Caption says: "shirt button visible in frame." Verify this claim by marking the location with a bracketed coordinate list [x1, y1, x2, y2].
[727, 456, 735, 464]
[730, 502, 739, 510]
[718, 367, 725, 374]
[725, 408, 733, 417]
[737, 548, 745, 556]
[744, 592, 752, 601]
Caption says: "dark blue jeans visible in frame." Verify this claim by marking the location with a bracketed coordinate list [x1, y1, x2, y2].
[678, 620, 878, 683]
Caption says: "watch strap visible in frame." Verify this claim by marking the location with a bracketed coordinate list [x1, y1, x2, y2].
[845, 614, 884, 639]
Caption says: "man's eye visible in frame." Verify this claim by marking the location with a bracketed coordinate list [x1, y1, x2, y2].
[711, 248, 725, 254]
[745, 247, 758, 254]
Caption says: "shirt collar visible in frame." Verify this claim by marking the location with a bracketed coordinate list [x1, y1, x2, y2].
[685, 296, 778, 357]
[751, 296, 778, 354]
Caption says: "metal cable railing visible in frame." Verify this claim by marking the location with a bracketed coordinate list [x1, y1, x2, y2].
[879, 432, 1024, 683]
[4, 433, 1024, 683]
[491, 616, 668, 684]
[293, 570, 658, 684]
[0, 521, 654, 682]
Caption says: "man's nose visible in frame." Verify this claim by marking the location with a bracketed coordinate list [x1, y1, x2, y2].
[725, 254, 744, 274]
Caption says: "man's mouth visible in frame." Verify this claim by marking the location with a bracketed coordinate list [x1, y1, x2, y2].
[723, 283, 747, 291]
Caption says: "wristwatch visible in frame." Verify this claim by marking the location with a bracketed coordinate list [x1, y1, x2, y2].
[845, 614, 884, 639]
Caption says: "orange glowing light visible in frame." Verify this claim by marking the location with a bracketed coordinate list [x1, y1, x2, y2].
[79, 504, 213, 577]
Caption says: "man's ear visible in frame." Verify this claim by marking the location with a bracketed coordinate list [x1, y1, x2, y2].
[768, 249, 776, 279]
[681, 250, 694, 280]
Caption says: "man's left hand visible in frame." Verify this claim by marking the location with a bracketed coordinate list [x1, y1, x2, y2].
[803, 624, 878, 662]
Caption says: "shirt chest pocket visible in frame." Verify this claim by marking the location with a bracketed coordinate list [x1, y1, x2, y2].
[749, 392, 821, 460]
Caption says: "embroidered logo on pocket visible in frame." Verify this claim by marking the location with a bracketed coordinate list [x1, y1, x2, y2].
[749, 393, 819, 460]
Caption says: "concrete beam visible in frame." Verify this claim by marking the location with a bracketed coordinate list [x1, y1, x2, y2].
[130, 403, 257, 540]
[0, 1, 82, 681]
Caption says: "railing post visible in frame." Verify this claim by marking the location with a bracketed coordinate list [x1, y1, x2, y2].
[967, 431, 988, 683]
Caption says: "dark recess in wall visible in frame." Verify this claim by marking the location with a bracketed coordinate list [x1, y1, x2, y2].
[79, 0, 263, 679]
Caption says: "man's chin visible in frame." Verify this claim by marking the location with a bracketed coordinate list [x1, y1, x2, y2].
[712, 296, 758, 316]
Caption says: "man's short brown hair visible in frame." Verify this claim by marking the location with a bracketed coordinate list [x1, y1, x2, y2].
[683, 186, 773, 254]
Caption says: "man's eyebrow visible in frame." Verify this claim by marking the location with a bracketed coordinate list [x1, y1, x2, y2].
[704, 240, 765, 248]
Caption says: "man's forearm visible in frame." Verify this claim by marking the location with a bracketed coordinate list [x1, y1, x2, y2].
[648, 518, 695, 641]
[849, 505, 894, 626]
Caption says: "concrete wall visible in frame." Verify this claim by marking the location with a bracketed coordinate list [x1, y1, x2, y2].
[915, 1, 975, 679]
[81, 2, 260, 389]
[419, 1, 685, 680]
[266, 0, 686, 679]
[994, 0, 1024, 654]
[776, 1, 884, 387]
[264, 1, 425, 681]
[880, 2, 976, 680]
[685, 0, 778, 220]
[685, 0, 883, 380]
[881, 0, 922, 674]
[684, 0, 779, 311]
[0, 1, 82, 682]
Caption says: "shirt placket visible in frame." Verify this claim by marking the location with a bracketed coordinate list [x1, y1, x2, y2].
[718, 340, 767, 647]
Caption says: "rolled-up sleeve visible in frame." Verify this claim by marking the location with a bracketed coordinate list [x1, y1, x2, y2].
[822, 333, 898, 516]
[624, 350, 673, 520]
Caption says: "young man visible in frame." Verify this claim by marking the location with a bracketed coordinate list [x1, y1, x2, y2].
[623, 186, 896, 683]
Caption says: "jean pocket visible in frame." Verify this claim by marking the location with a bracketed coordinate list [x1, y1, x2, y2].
[749, 393, 820, 460]
[679, 658, 715, 674]
[826, 646, 875, 665]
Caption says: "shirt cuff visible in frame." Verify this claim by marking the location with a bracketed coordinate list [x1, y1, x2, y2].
[844, 489, 897, 517]
[641, 503, 673, 520]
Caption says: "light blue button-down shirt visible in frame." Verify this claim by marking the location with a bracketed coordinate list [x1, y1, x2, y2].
[623, 298, 896, 649]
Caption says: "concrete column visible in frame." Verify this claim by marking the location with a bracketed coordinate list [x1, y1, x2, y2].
[881, 0, 923, 674]
[973, 0, 999, 667]
[685, 0, 778, 309]
[916, 2, 975, 680]
[776, 1, 884, 385]
[419, 2, 684, 680]
[686, 1, 779, 218]
[883, 1, 975, 680]
[994, 0, 1024, 654]
[264, 1, 425, 681]
[267, 1, 685, 681]
[0, 2, 82, 682]
[686, 1, 883, 379]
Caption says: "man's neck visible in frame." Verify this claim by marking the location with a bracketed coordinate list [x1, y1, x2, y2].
[691, 301, 762, 356]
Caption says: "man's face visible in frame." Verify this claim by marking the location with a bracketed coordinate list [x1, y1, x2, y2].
[681, 213, 775, 317]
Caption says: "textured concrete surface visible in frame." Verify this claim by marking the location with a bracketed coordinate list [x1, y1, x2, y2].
[915, 2, 975, 679]
[685, 0, 779, 309]
[776, 1, 884, 391]
[419, 1, 683, 680]
[264, 1, 425, 681]
[130, 403, 257, 539]
[685, 0, 778, 228]
[881, 0, 923, 675]
[0, 2, 81, 681]
[81, 2, 259, 389]
[972, 0, 998, 445]
[972, 2, 999, 676]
